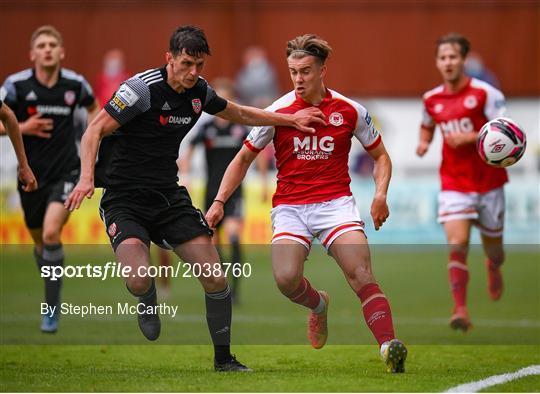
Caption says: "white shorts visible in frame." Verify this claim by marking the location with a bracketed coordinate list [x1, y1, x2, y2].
[270, 195, 365, 251]
[438, 187, 505, 237]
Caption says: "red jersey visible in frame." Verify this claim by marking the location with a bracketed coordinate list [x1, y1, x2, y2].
[244, 89, 381, 207]
[422, 77, 508, 193]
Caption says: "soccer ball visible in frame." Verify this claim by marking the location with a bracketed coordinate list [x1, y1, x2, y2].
[477, 117, 526, 167]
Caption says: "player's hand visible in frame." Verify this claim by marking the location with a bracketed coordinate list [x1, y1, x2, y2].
[64, 178, 94, 211]
[293, 107, 327, 134]
[370, 194, 389, 231]
[205, 201, 225, 230]
[21, 113, 53, 138]
[18, 164, 38, 192]
[416, 140, 430, 157]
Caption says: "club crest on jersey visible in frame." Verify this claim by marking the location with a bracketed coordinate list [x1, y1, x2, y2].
[463, 95, 477, 109]
[192, 98, 202, 114]
[108, 223, 117, 237]
[64, 90, 76, 106]
[434, 103, 444, 113]
[329, 112, 343, 126]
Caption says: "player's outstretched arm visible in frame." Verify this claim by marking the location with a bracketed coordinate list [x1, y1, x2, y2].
[216, 101, 326, 134]
[205, 145, 258, 228]
[367, 141, 392, 231]
[65, 109, 119, 211]
[0, 102, 38, 191]
[416, 125, 435, 157]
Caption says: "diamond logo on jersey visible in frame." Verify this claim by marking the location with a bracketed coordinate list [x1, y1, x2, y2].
[108, 223, 117, 237]
[25, 90, 38, 101]
[161, 101, 171, 111]
[64, 90, 76, 106]
[329, 112, 343, 127]
[159, 115, 169, 126]
[159, 114, 192, 126]
[464, 95, 477, 109]
[434, 103, 444, 113]
[191, 98, 202, 114]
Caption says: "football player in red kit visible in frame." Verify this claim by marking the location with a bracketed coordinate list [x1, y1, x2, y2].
[206, 34, 407, 373]
[417, 33, 508, 332]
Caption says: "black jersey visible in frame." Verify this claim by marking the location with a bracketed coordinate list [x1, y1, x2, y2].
[2, 68, 95, 186]
[101, 66, 227, 190]
[191, 119, 248, 194]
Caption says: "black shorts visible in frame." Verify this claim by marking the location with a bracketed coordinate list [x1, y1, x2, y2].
[205, 190, 243, 222]
[99, 186, 213, 251]
[18, 171, 79, 229]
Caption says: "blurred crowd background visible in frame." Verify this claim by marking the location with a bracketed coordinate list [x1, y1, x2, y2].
[0, 0, 538, 244]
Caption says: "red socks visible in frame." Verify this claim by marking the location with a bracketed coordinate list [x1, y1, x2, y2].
[356, 283, 395, 346]
[448, 250, 469, 308]
[286, 277, 321, 310]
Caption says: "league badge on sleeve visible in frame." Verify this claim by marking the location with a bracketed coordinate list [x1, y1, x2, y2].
[192, 98, 202, 114]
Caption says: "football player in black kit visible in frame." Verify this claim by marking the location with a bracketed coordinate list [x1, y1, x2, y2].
[1, 25, 99, 333]
[181, 78, 255, 305]
[65, 25, 325, 372]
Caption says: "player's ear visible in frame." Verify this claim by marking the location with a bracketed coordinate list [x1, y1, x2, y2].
[165, 51, 173, 64]
[29, 49, 35, 62]
[59, 47, 65, 61]
[320, 63, 327, 79]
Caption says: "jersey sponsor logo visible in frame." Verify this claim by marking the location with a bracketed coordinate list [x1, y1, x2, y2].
[116, 84, 140, 106]
[463, 95, 478, 109]
[293, 135, 334, 160]
[28, 105, 71, 116]
[161, 101, 171, 111]
[108, 223, 117, 237]
[434, 103, 444, 113]
[440, 117, 474, 135]
[159, 115, 192, 126]
[329, 112, 344, 126]
[25, 90, 38, 101]
[64, 90, 76, 106]
[192, 98, 202, 114]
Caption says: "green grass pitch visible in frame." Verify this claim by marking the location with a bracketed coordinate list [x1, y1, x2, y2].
[1, 245, 539, 391]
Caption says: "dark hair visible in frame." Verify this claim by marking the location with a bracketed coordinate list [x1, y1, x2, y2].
[436, 33, 470, 58]
[286, 34, 332, 64]
[169, 25, 211, 57]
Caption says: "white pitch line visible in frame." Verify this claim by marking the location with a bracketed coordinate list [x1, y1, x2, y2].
[445, 365, 540, 393]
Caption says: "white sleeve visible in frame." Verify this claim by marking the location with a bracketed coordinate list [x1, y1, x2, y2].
[353, 104, 381, 150]
[244, 125, 274, 152]
[484, 85, 506, 120]
[421, 103, 435, 128]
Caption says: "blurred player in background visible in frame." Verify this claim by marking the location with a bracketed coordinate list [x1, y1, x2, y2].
[1, 25, 99, 333]
[94, 48, 130, 107]
[207, 34, 407, 373]
[0, 98, 38, 192]
[65, 25, 324, 372]
[180, 78, 250, 304]
[417, 33, 508, 332]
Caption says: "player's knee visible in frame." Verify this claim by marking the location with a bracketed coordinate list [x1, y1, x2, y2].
[487, 249, 505, 267]
[42, 229, 61, 245]
[347, 265, 374, 290]
[274, 273, 301, 295]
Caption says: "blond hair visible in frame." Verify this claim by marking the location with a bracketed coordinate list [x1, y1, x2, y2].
[30, 25, 63, 47]
[286, 34, 332, 64]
